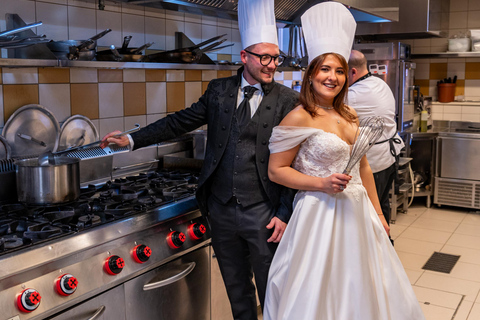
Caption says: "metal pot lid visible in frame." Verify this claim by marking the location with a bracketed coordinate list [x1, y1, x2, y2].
[2, 104, 60, 158]
[58, 115, 99, 151]
[0, 135, 12, 160]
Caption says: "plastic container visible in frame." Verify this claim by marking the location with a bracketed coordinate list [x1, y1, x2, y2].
[437, 83, 456, 103]
[448, 38, 470, 52]
[471, 30, 480, 52]
[420, 110, 428, 132]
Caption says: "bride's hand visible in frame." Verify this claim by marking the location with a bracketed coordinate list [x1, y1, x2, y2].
[322, 173, 351, 194]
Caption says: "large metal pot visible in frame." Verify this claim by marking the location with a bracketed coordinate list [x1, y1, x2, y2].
[16, 157, 80, 205]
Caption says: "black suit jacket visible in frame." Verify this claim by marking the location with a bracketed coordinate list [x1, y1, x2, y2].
[131, 67, 299, 222]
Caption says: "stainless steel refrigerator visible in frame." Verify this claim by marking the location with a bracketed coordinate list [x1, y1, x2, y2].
[353, 42, 416, 133]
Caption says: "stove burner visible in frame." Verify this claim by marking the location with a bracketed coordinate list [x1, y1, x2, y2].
[1, 236, 24, 250]
[24, 223, 63, 240]
[78, 214, 101, 225]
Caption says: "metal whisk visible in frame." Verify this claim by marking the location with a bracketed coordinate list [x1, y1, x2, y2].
[343, 116, 385, 175]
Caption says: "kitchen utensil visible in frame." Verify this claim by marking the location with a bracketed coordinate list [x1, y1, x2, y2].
[119, 35, 132, 53]
[343, 117, 385, 175]
[46, 29, 112, 52]
[16, 157, 80, 205]
[58, 115, 99, 151]
[0, 136, 12, 160]
[2, 104, 60, 158]
[96, 45, 145, 62]
[0, 21, 42, 37]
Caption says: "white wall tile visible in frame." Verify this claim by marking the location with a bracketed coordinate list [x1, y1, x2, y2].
[231, 28, 242, 56]
[217, 18, 231, 28]
[39, 0, 67, 4]
[96, 10, 122, 48]
[462, 113, 480, 121]
[166, 70, 184, 82]
[450, 12, 469, 29]
[202, 15, 217, 26]
[292, 71, 302, 81]
[431, 104, 444, 113]
[462, 106, 480, 114]
[184, 22, 202, 46]
[39, 83, 71, 123]
[99, 83, 124, 118]
[121, 2, 144, 15]
[36, 2, 69, 41]
[283, 80, 293, 89]
[0, 0, 36, 32]
[101, 0, 122, 13]
[67, 0, 95, 9]
[146, 113, 166, 125]
[165, 10, 184, 21]
[202, 24, 217, 42]
[0, 85, 3, 127]
[123, 69, 145, 82]
[215, 27, 232, 55]
[145, 7, 165, 19]
[184, 12, 201, 24]
[465, 80, 480, 98]
[232, 54, 241, 64]
[202, 70, 216, 82]
[444, 104, 460, 113]
[415, 63, 430, 80]
[122, 14, 146, 48]
[165, 20, 185, 50]
[99, 117, 124, 137]
[274, 72, 284, 81]
[185, 82, 201, 107]
[444, 113, 462, 120]
[432, 113, 443, 120]
[2, 68, 38, 84]
[70, 68, 98, 83]
[205, 53, 217, 61]
[447, 62, 466, 79]
[124, 115, 147, 130]
[90, 119, 100, 135]
[468, 10, 480, 29]
[68, 6, 96, 40]
[146, 82, 166, 114]
[145, 17, 166, 51]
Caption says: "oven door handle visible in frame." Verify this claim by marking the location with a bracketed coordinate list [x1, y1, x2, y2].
[143, 262, 196, 291]
[86, 305, 106, 320]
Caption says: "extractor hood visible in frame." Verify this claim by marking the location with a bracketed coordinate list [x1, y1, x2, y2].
[119, 0, 448, 40]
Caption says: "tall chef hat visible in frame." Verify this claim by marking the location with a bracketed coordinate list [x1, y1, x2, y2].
[301, 1, 356, 63]
[238, 0, 278, 49]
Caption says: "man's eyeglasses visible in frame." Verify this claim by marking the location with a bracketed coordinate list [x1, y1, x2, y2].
[244, 50, 285, 66]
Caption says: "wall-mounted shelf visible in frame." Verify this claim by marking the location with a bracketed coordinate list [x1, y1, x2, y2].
[0, 58, 242, 70]
[412, 52, 480, 59]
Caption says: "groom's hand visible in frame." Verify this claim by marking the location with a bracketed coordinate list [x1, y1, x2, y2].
[266, 217, 287, 243]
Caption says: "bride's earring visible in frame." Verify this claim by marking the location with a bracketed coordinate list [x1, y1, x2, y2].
[309, 79, 312, 85]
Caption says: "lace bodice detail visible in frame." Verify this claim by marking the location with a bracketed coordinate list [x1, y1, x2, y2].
[269, 126, 363, 198]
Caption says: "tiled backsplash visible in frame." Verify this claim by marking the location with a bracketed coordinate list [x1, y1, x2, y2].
[0, 66, 302, 137]
[431, 102, 480, 122]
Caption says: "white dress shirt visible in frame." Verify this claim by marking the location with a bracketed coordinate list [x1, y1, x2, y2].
[237, 76, 264, 117]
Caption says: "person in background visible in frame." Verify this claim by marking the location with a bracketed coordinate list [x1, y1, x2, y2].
[347, 49, 405, 227]
[263, 2, 425, 319]
[100, 0, 298, 319]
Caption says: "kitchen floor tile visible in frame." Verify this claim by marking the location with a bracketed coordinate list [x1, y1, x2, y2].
[405, 269, 425, 284]
[396, 251, 430, 271]
[455, 223, 480, 237]
[410, 217, 460, 233]
[453, 300, 474, 320]
[446, 233, 480, 251]
[467, 303, 480, 320]
[447, 261, 480, 282]
[422, 207, 468, 223]
[398, 226, 452, 244]
[389, 223, 407, 239]
[442, 245, 480, 265]
[394, 237, 443, 256]
[419, 303, 455, 320]
[462, 213, 480, 226]
[413, 286, 463, 309]
[392, 211, 423, 227]
[416, 272, 480, 302]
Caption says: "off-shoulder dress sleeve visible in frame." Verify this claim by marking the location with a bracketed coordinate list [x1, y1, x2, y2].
[269, 126, 320, 154]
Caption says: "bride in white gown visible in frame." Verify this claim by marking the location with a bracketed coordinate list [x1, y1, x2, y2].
[263, 51, 425, 320]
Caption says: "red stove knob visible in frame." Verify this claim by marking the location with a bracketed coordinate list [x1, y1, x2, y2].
[167, 231, 186, 249]
[17, 288, 41, 313]
[104, 255, 125, 275]
[55, 273, 78, 296]
[132, 244, 152, 263]
[188, 223, 206, 240]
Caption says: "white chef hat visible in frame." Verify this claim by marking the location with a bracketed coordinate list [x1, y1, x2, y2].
[238, 0, 278, 49]
[301, 1, 356, 63]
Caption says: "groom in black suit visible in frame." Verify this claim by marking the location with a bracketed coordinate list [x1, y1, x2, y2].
[101, 2, 298, 319]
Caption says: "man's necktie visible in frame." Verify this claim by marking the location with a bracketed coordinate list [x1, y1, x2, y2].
[236, 86, 258, 130]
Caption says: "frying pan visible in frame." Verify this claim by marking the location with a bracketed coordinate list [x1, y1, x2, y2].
[46, 29, 112, 60]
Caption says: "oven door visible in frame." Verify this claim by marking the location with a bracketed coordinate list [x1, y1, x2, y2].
[124, 245, 211, 320]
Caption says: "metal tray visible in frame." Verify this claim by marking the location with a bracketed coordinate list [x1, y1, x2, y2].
[2, 104, 60, 158]
[58, 115, 99, 151]
[0, 135, 12, 160]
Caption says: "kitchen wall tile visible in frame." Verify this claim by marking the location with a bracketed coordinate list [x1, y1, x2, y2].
[145, 70, 166, 82]
[0, 86, 3, 127]
[231, 29, 242, 57]
[461, 113, 480, 121]
[456, 79, 466, 97]
[184, 12, 201, 24]
[39, 83, 71, 122]
[96, 10, 122, 48]
[144, 7, 165, 19]
[166, 82, 185, 112]
[185, 70, 202, 82]
[216, 27, 232, 55]
[67, 0, 95, 8]
[216, 70, 231, 79]
[292, 71, 302, 81]
[122, 14, 146, 48]
[462, 106, 480, 114]
[0, 0, 36, 33]
[185, 82, 201, 107]
[465, 62, 480, 79]
[147, 113, 166, 124]
[429, 80, 439, 99]
[70, 83, 99, 119]
[70, 68, 98, 83]
[2, 68, 38, 84]
[121, 2, 145, 15]
[202, 16, 217, 26]
[466, 58, 480, 63]
[447, 62, 466, 79]
[217, 18, 231, 28]
[38, 68, 70, 83]
[124, 115, 147, 131]
[465, 79, 480, 98]
[146, 82, 166, 114]
[101, 0, 122, 13]
[415, 80, 430, 96]
[98, 69, 123, 83]
[467, 11, 480, 29]
[166, 70, 185, 82]
[202, 70, 217, 82]
[184, 22, 202, 46]
[98, 83, 124, 118]
[67, 6, 96, 40]
[145, 17, 166, 51]
[444, 104, 460, 113]
[205, 53, 217, 62]
[430, 63, 448, 80]
[232, 54, 241, 64]
[37, 0, 67, 6]
[124, 83, 146, 116]
[283, 80, 293, 89]
[216, 54, 232, 63]
[432, 113, 443, 120]
[412, 46, 432, 54]
[165, 20, 185, 51]
[450, 11, 469, 29]
[98, 117, 124, 138]
[274, 72, 284, 81]
[202, 81, 209, 93]
[202, 24, 217, 42]
[450, 0, 468, 11]
[283, 72, 293, 80]
[165, 10, 184, 22]
[2, 85, 39, 121]
[36, 2, 69, 41]
[415, 62, 430, 80]
[431, 104, 444, 113]
[443, 112, 462, 120]
[0, 68, 2, 84]
[123, 69, 145, 83]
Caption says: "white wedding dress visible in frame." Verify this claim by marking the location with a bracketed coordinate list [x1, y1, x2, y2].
[264, 126, 425, 320]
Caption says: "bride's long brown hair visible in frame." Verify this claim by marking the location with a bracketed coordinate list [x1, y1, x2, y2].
[298, 53, 357, 123]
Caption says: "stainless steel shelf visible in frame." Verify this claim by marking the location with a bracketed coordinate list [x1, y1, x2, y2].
[412, 52, 480, 59]
[0, 58, 58, 67]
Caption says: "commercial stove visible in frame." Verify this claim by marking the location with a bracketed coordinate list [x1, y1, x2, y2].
[0, 137, 211, 320]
